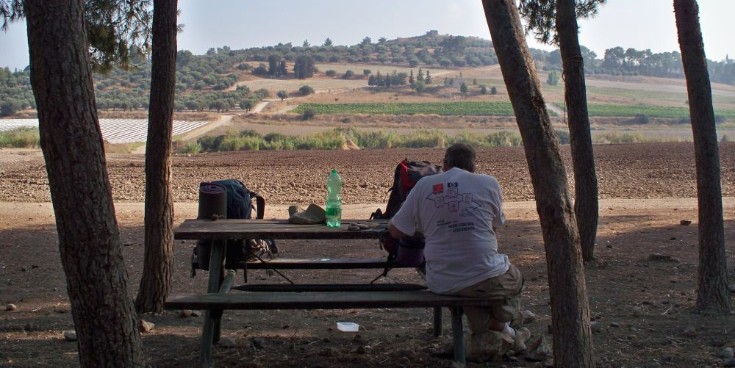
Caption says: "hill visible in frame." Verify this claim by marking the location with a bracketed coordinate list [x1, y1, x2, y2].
[1, 31, 734, 119]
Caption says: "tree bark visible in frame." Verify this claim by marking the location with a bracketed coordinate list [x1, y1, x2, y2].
[556, 0, 599, 262]
[24, 0, 143, 366]
[481, 0, 594, 366]
[673, 0, 732, 313]
[135, 0, 178, 314]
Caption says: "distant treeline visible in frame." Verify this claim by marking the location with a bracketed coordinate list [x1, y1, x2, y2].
[2, 30, 734, 116]
[543, 45, 735, 84]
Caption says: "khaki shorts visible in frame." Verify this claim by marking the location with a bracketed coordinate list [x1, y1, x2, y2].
[452, 264, 524, 330]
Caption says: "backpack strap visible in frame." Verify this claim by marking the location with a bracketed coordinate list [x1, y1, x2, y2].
[377, 234, 399, 279]
[252, 193, 265, 219]
[369, 208, 384, 220]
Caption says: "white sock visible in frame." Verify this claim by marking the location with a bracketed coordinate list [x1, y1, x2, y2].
[502, 323, 515, 337]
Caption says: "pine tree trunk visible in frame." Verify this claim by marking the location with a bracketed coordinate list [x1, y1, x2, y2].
[481, 0, 595, 366]
[25, 1, 143, 366]
[673, 0, 732, 313]
[556, 0, 599, 262]
[135, 0, 178, 314]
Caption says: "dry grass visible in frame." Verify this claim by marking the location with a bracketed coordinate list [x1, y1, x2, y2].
[98, 110, 220, 121]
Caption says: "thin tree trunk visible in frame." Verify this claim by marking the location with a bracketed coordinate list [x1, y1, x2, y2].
[135, 0, 178, 313]
[25, 0, 143, 366]
[673, 0, 732, 313]
[481, 0, 594, 366]
[556, 0, 599, 262]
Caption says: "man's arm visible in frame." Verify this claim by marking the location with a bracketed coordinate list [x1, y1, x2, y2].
[388, 220, 410, 239]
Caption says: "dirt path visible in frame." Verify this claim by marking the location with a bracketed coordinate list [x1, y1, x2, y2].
[251, 101, 269, 113]
[130, 114, 235, 154]
[1, 197, 728, 228]
[545, 102, 565, 117]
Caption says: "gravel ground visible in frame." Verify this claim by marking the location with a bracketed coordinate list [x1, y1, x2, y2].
[1, 142, 734, 368]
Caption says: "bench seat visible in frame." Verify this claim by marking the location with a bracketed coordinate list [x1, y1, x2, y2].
[165, 290, 494, 365]
[244, 257, 408, 269]
[165, 290, 495, 310]
[231, 283, 427, 292]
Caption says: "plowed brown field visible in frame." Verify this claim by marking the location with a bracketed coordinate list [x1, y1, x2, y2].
[2, 142, 733, 204]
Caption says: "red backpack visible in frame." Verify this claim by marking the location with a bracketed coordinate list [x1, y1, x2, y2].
[371, 159, 441, 268]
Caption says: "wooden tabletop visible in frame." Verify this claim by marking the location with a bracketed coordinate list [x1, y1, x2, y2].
[174, 219, 389, 240]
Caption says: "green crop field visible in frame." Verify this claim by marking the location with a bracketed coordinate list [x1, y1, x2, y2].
[292, 101, 517, 116]
[588, 104, 690, 118]
[562, 103, 735, 120]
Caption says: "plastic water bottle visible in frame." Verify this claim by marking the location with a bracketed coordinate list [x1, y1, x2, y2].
[325, 169, 342, 228]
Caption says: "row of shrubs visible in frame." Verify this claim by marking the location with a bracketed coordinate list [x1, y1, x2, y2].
[3, 126, 730, 151]
[174, 129, 729, 153]
[0, 127, 40, 148]
[178, 127, 527, 154]
[0, 126, 525, 151]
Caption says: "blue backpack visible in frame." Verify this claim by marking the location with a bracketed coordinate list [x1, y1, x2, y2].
[192, 179, 277, 274]
[216, 179, 263, 220]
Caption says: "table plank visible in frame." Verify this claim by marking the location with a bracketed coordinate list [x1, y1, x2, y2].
[165, 290, 498, 310]
[231, 283, 427, 292]
[174, 219, 388, 240]
[244, 257, 394, 269]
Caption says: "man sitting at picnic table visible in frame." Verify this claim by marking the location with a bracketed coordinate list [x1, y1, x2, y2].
[388, 142, 529, 360]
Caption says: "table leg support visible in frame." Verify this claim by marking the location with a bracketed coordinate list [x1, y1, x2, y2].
[200, 312, 215, 368]
[200, 240, 225, 367]
[450, 307, 466, 365]
[433, 307, 442, 336]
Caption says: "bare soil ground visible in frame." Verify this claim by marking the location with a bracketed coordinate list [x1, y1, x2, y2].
[1, 143, 734, 367]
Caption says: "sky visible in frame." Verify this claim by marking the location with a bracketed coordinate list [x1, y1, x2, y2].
[0, 0, 732, 71]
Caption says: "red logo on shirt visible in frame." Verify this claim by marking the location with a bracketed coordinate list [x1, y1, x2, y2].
[432, 183, 444, 194]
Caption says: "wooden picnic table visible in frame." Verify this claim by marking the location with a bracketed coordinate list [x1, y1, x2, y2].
[170, 218, 480, 367]
[174, 218, 394, 366]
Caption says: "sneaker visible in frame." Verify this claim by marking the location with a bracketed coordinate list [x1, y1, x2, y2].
[521, 309, 537, 324]
[465, 331, 509, 363]
[510, 327, 531, 352]
[431, 342, 455, 360]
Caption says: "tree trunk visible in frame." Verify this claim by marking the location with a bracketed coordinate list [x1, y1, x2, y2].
[24, 1, 143, 366]
[135, 0, 178, 314]
[481, 0, 594, 366]
[556, 0, 599, 262]
[673, 0, 732, 313]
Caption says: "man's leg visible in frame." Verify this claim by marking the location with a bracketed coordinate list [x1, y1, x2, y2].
[455, 264, 524, 326]
[453, 264, 527, 359]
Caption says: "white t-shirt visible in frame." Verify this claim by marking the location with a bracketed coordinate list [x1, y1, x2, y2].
[390, 167, 509, 294]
